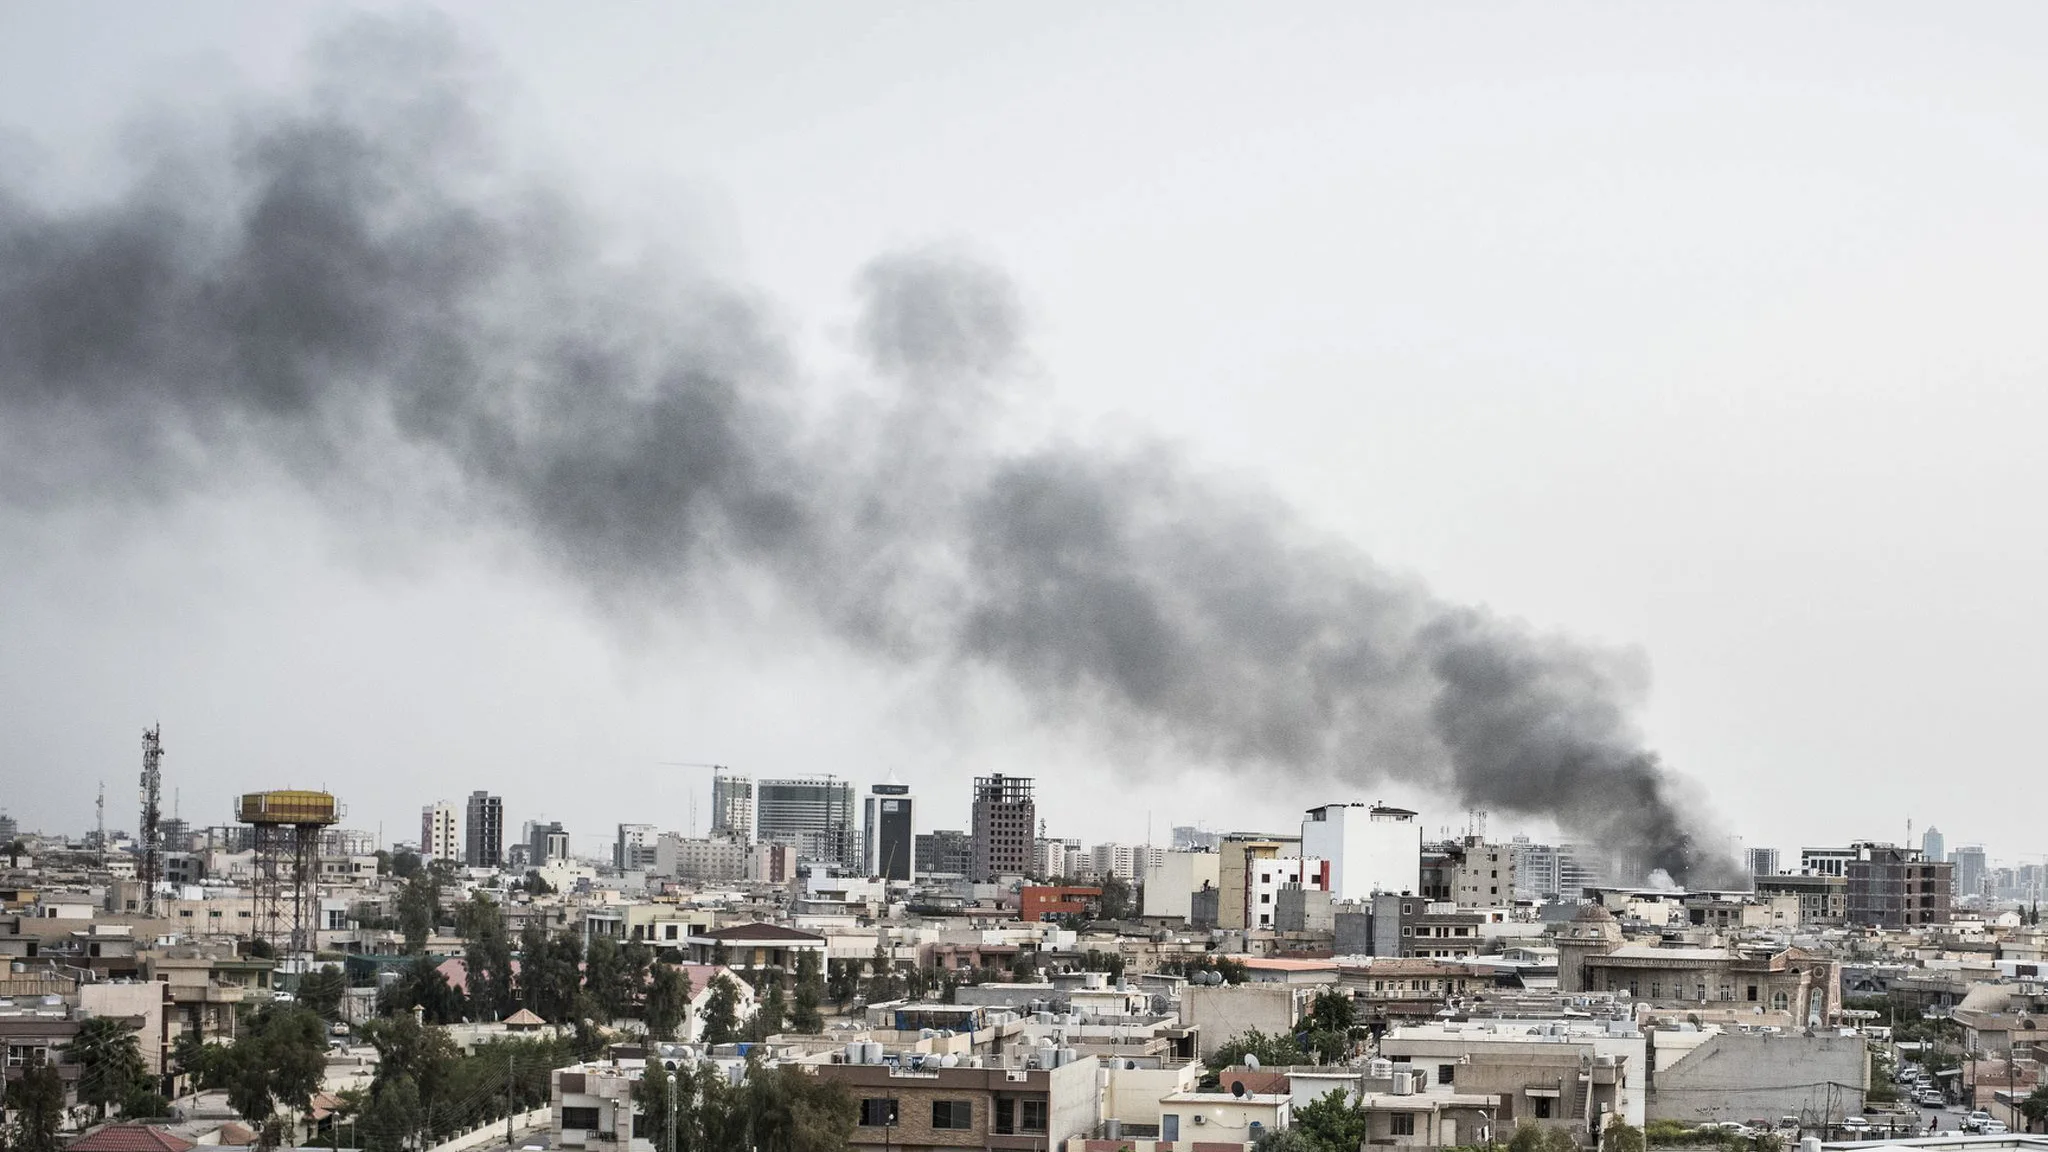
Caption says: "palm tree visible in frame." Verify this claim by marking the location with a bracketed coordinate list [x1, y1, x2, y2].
[65, 1016, 147, 1118]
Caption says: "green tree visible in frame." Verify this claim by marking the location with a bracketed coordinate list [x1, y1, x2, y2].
[222, 1005, 328, 1125]
[1603, 1121, 1646, 1152]
[1509, 1123, 1549, 1152]
[585, 935, 630, 1022]
[739, 1065, 857, 1152]
[634, 1055, 674, 1151]
[1307, 989, 1356, 1033]
[863, 938, 900, 1003]
[377, 954, 461, 1023]
[645, 962, 692, 1041]
[1293, 1089, 1372, 1152]
[700, 973, 743, 1045]
[8, 1051, 66, 1152]
[826, 959, 860, 1011]
[750, 974, 787, 1041]
[389, 849, 422, 879]
[789, 950, 825, 1033]
[1206, 1029, 1310, 1074]
[396, 868, 440, 954]
[358, 1072, 422, 1152]
[1098, 874, 1134, 920]
[64, 1014, 147, 1119]
[2020, 1084, 2048, 1133]
[299, 964, 347, 1023]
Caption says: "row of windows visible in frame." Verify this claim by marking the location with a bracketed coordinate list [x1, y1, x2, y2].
[857, 1097, 1042, 1133]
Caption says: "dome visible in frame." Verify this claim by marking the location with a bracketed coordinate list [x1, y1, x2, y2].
[1573, 903, 1616, 923]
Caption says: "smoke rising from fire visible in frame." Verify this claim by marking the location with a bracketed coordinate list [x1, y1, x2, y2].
[0, 17, 1737, 885]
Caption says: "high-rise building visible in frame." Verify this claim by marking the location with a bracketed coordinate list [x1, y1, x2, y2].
[615, 823, 658, 871]
[1171, 825, 1221, 852]
[970, 774, 1035, 882]
[1087, 842, 1166, 882]
[528, 820, 568, 866]
[1746, 847, 1780, 878]
[757, 777, 858, 870]
[862, 775, 915, 882]
[1846, 843, 1952, 928]
[1920, 826, 1946, 864]
[1510, 837, 1561, 901]
[421, 802, 458, 863]
[914, 829, 974, 877]
[464, 791, 503, 868]
[711, 771, 754, 841]
[0, 813, 16, 844]
[1033, 836, 1082, 879]
[1952, 845, 1988, 899]
[1300, 803, 1421, 900]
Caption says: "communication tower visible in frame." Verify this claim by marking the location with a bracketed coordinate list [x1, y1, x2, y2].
[139, 726, 164, 916]
[236, 790, 341, 954]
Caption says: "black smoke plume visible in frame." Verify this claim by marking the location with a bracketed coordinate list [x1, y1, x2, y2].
[0, 18, 1739, 886]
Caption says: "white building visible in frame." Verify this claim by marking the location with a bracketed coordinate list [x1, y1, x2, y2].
[1088, 842, 1166, 882]
[420, 802, 458, 863]
[1301, 803, 1421, 900]
[1141, 851, 1221, 920]
[1248, 855, 1328, 929]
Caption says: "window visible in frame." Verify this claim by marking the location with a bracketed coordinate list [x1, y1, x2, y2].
[1260, 893, 1270, 904]
[1696, 984, 1706, 1001]
[996, 1099, 1015, 1134]
[1438, 1064, 1455, 1084]
[1392, 1114, 1416, 1136]
[858, 1098, 898, 1127]
[561, 1107, 600, 1131]
[1746, 985, 1759, 1002]
[932, 1100, 972, 1130]
[1772, 991, 1790, 1011]
[1534, 1097, 1553, 1119]
[1021, 1100, 1048, 1133]
[1649, 982, 1660, 999]
[1719, 984, 1733, 1001]
[1402, 927, 1413, 936]
[1161, 1114, 1180, 1142]
[1627, 979, 1639, 997]
[1403, 904, 1413, 915]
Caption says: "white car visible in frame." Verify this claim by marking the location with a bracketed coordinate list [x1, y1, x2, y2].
[1841, 1117, 1871, 1133]
[1983, 1122, 2009, 1135]
[1963, 1111, 1992, 1131]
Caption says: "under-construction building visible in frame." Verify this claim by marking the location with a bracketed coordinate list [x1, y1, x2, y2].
[237, 790, 339, 954]
[970, 773, 1035, 883]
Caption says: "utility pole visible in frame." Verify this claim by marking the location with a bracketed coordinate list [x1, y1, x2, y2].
[506, 1050, 514, 1150]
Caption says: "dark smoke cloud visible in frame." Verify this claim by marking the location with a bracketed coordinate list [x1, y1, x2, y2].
[0, 16, 1738, 886]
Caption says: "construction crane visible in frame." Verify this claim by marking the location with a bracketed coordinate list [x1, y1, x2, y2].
[656, 762, 730, 837]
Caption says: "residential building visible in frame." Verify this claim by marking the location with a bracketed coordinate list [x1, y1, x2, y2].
[1140, 850, 1221, 920]
[915, 829, 973, 878]
[420, 802, 458, 863]
[862, 776, 915, 882]
[1217, 834, 1299, 931]
[1019, 885, 1100, 922]
[463, 791, 502, 868]
[1952, 844, 1988, 900]
[682, 923, 827, 972]
[1031, 835, 1082, 879]
[613, 823, 658, 872]
[1755, 872, 1847, 926]
[970, 774, 1034, 882]
[1244, 855, 1328, 930]
[1301, 802, 1421, 901]
[652, 832, 749, 882]
[710, 771, 753, 841]
[816, 1054, 1101, 1150]
[1377, 896, 1487, 959]
[1086, 842, 1165, 882]
[757, 777, 858, 870]
[1844, 842, 1952, 928]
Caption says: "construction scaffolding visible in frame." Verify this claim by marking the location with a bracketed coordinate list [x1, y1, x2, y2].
[237, 790, 340, 954]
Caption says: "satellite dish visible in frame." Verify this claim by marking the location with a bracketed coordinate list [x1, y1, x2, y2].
[1245, 1054, 1261, 1070]
[1232, 1081, 1247, 1097]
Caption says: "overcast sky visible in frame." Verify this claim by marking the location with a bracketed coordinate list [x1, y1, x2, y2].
[3, 3, 2044, 868]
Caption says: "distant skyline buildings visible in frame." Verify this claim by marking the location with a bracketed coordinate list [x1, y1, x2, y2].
[970, 773, 1034, 883]
[863, 775, 914, 882]
[1921, 826, 1946, 864]
[757, 776, 858, 871]
[420, 801, 457, 862]
[464, 791, 502, 868]
[710, 771, 754, 841]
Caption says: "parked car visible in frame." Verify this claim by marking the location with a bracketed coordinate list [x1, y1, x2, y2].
[1841, 1117, 1871, 1133]
[1963, 1111, 1992, 1132]
[1916, 1090, 1946, 1108]
[1983, 1122, 2009, 1134]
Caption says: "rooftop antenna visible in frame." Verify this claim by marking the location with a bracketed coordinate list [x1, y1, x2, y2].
[96, 782, 106, 868]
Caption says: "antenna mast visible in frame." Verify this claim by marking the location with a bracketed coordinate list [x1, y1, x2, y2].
[139, 725, 164, 917]
[96, 783, 106, 868]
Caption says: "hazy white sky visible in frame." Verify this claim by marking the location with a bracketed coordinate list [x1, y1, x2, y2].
[3, 3, 2044, 866]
